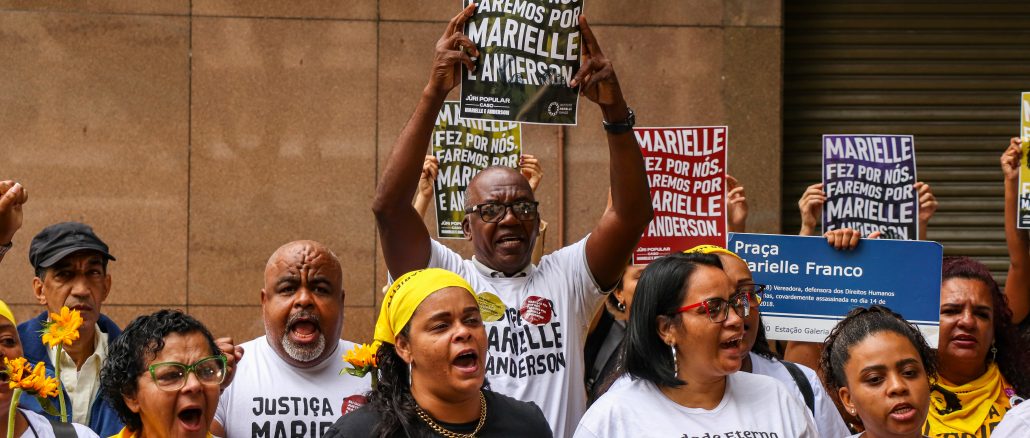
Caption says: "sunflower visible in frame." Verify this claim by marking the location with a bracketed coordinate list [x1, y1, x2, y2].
[3, 357, 29, 388]
[343, 343, 378, 370]
[3, 357, 59, 397]
[42, 306, 83, 348]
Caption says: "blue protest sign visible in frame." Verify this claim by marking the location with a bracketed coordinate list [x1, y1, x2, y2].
[728, 232, 942, 346]
[822, 134, 919, 239]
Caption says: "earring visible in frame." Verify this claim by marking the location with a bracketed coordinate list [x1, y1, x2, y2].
[670, 344, 679, 379]
[408, 362, 413, 388]
[616, 300, 627, 312]
[990, 340, 998, 362]
[850, 408, 856, 416]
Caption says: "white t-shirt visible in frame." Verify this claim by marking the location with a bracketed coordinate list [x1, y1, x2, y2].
[213, 336, 371, 438]
[991, 400, 1030, 438]
[20, 409, 98, 438]
[750, 352, 851, 438]
[574, 372, 818, 438]
[428, 237, 607, 438]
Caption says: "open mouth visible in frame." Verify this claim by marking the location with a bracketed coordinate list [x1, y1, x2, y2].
[289, 319, 320, 344]
[452, 349, 480, 373]
[176, 407, 204, 431]
[889, 403, 917, 422]
[719, 336, 743, 350]
[495, 235, 524, 248]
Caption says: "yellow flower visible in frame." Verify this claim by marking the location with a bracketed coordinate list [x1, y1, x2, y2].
[343, 343, 377, 369]
[42, 306, 83, 348]
[4, 357, 29, 389]
[4, 357, 59, 397]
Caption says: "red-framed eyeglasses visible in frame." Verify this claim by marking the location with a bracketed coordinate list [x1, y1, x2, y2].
[674, 293, 749, 323]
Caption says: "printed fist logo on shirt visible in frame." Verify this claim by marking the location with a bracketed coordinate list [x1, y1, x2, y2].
[341, 394, 367, 416]
[520, 296, 555, 325]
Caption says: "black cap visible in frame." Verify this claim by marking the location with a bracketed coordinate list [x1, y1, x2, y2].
[29, 222, 116, 270]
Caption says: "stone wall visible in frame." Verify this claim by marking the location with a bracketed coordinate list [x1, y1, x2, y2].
[0, 0, 782, 343]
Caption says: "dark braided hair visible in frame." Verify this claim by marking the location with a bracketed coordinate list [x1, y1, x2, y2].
[750, 315, 779, 360]
[820, 305, 937, 395]
[367, 330, 423, 438]
[941, 256, 1030, 396]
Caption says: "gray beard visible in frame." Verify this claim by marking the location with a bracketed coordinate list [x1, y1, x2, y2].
[280, 331, 327, 363]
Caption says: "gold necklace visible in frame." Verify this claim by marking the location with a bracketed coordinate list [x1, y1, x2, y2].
[414, 391, 487, 438]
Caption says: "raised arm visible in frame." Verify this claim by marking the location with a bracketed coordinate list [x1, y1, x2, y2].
[1001, 137, 1030, 323]
[574, 16, 654, 290]
[798, 183, 825, 236]
[914, 181, 937, 241]
[413, 155, 439, 218]
[0, 181, 27, 265]
[372, 4, 478, 278]
[520, 154, 549, 264]
[726, 174, 748, 233]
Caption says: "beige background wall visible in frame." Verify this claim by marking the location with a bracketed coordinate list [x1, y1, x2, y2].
[0, 0, 782, 344]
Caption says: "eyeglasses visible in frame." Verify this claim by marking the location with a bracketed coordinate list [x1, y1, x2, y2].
[736, 283, 767, 308]
[465, 201, 540, 223]
[147, 355, 226, 392]
[674, 293, 749, 323]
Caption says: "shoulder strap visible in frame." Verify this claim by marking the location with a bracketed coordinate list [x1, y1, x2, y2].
[781, 360, 816, 416]
[584, 310, 615, 389]
[46, 417, 80, 438]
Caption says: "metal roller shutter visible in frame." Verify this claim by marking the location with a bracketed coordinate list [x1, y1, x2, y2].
[782, 0, 1030, 284]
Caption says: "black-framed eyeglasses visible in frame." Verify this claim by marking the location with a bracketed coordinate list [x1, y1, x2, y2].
[465, 201, 540, 223]
[147, 355, 226, 392]
[673, 293, 749, 323]
[736, 283, 767, 308]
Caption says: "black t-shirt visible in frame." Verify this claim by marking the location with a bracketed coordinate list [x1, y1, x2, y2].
[325, 389, 552, 437]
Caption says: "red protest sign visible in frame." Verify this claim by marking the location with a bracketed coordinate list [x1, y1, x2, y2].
[633, 126, 728, 264]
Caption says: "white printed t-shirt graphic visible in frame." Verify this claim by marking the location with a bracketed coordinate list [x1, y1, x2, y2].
[213, 337, 371, 438]
[574, 371, 818, 438]
[750, 352, 850, 438]
[428, 237, 607, 438]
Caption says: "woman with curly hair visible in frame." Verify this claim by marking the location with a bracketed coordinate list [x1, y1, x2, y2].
[821, 305, 936, 438]
[325, 268, 551, 437]
[100, 309, 225, 438]
[924, 256, 1030, 437]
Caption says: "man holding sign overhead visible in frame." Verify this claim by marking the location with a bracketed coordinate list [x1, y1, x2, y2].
[372, 5, 652, 437]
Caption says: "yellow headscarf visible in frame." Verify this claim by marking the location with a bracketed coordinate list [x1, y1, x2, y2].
[0, 298, 15, 325]
[684, 244, 746, 264]
[374, 269, 476, 346]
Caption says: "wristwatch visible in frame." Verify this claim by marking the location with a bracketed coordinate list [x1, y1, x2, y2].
[602, 107, 635, 134]
[0, 242, 11, 258]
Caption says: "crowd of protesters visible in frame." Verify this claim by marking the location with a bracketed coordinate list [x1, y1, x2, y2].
[2, 5, 1029, 438]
